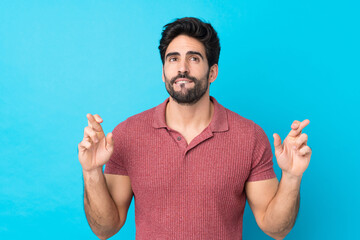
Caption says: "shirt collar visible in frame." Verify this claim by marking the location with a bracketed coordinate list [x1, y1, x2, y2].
[152, 96, 229, 133]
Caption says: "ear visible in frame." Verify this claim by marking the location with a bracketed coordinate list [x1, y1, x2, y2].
[162, 67, 165, 83]
[208, 64, 218, 83]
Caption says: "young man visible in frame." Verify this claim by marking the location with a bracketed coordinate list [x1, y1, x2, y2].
[78, 17, 312, 240]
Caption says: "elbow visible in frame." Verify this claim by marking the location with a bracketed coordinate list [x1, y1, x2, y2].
[262, 225, 292, 240]
[96, 231, 116, 240]
[259, 208, 298, 239]
[266, 232, 288, 240]
[94, 225, 122, 240]
[259, 219, 293, 240]
[92, 216, 124, 240]
[94, 229, 118, 240]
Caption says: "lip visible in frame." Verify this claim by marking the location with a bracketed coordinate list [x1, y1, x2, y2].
[174, 78, 193, 83]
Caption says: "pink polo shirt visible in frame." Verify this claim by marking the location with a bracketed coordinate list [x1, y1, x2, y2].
[104, 96, 276, 239]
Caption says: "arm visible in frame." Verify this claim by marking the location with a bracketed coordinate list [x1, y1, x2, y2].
[79, 114, 133, 239]
[83, 169, 133, 239]
[246, 120, 312, 239]
[246, 175, 300, 239]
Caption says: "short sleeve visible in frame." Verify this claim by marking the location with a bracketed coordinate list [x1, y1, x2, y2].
[104, 121, 128, 176]
[247, 123, 276, 182]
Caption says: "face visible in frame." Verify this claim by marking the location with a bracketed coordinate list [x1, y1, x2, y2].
[162, 35, 217, 105]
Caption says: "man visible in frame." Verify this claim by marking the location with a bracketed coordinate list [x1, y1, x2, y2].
[78, 17, 312, 240]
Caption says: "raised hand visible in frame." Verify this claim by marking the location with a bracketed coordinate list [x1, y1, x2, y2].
[78, 114, 114, 172]
[273, 120, 312, 178]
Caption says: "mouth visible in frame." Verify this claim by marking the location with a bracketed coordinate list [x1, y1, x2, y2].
[174, 78, 193, 85]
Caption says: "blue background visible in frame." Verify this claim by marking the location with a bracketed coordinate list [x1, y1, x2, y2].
[1, 0, 359, 239]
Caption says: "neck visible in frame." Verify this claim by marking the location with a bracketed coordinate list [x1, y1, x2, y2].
[165, 93, 214, 132]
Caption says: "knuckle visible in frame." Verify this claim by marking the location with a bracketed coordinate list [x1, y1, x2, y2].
[301, 146, 310, 154]
[86, 128, 95, 136]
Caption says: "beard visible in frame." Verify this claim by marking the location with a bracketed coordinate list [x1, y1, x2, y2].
[164, 70, 210, 105]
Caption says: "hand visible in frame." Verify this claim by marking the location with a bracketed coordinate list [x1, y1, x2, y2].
[78, 114, 114, 172]
[273, 119, 312, 178]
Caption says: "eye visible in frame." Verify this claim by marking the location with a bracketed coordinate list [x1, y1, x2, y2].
[169, 57, 177, 62]
[190, 56, 199, 62]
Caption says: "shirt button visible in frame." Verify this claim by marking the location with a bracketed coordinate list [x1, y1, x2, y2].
[177, 136, 182, 141]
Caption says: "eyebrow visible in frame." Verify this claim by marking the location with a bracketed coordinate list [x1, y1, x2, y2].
[165, 51, 204, 60]
[165, 52, 180, 60]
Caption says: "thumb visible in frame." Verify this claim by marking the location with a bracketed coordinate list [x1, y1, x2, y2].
[105, 132, 114, 153]
[273, 133, 283, 156]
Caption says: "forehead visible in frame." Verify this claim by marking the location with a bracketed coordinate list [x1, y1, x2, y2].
[166, 35, 206, 55]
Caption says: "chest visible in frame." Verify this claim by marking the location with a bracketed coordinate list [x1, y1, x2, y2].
[126, 130, 253, 200]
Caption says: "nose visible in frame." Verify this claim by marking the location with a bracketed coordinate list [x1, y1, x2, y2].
[178, 59, 189, 74]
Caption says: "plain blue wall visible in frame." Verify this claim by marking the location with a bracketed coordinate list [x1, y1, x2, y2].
[0, 0, 359, 239]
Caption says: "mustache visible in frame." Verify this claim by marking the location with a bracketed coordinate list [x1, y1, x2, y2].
[170, 73, 198, 84]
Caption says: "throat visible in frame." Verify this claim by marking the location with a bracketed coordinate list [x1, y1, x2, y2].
[165, 98, 214, 145]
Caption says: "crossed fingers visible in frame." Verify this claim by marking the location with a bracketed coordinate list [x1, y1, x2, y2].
[289, 119, 311, 156]
[81, 114, 104, 147]
[288, 119, 310, 138]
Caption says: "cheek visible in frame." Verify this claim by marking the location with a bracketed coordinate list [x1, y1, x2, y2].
[163, 65, 177, 79]
[164, 64, 176, 73]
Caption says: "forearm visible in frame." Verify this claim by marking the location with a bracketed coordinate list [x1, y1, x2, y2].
[83, 168, 121, 239]
[262, 173, 301, 239]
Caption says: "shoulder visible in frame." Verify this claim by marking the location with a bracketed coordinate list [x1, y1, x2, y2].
[225, 108, 256, 134]
[224, 107, 268, 143]
[226, 108, 254, 127]
[112, 106, 156, 135]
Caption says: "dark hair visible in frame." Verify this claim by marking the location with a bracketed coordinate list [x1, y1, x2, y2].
[158, 17, 220, 68]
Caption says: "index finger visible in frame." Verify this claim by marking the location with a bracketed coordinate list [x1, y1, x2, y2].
[86, 113, 104, 132]
[288, 119, 310, 137]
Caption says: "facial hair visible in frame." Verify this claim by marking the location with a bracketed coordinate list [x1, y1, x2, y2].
[164, 70, 210, 105]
